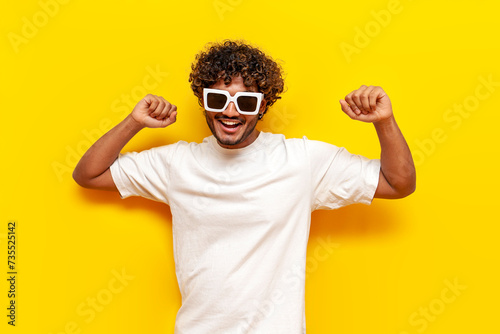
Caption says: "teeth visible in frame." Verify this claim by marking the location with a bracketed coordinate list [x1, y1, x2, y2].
[221, 121, 239, 126]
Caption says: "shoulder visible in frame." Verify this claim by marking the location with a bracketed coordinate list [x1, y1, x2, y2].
[260, 132, 306, 146]
[117, 140, 200, 164]
[151, 139, 203, 154]
[134, 140, 189, 157]
[262, 132, 342, 154]
[256, 134, 347, 168]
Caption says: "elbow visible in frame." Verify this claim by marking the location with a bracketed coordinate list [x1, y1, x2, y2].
[399, 182, 416, 198]
[72, 168, 90, 189]
[395, 174, 417, 199]
[395, 163, 416, 198]
[72, 169, 84, 187]
[377, 168, 416, 199]
[406, 171, 417, 197]
[409, 178, 417, 196]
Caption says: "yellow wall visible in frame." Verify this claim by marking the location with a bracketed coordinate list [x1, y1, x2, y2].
[2, 0, 499, 333]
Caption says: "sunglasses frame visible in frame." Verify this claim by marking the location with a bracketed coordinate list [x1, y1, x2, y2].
[203, 88, 264, 115]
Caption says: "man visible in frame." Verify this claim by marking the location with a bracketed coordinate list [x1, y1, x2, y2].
[73, 40, 415, 333]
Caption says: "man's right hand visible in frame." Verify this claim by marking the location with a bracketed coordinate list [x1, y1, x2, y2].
[131, 94, 177, 128]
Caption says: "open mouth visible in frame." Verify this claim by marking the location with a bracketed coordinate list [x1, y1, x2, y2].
[217, 119, 243, 132]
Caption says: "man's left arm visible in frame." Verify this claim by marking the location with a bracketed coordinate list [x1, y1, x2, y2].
[339, 85, 416, 199]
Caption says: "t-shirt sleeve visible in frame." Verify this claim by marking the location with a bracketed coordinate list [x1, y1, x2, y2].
[109, 145, 175, 204]
[305, 138, 381, 211]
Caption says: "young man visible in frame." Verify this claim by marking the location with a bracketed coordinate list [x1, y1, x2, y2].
[73, 40, 415, 333]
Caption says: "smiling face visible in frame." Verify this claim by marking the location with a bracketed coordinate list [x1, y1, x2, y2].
[204, 76, 265, 149]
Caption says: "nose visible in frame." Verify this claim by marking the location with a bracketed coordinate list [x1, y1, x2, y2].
[221, 101, 240, 118]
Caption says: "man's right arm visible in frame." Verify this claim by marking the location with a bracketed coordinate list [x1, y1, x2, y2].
[72, 94, 177, 191]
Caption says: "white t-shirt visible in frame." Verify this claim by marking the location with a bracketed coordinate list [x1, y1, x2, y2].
[110, 132, 380, 334]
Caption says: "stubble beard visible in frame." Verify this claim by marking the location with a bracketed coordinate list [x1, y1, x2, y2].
[205, 112, 259, 148]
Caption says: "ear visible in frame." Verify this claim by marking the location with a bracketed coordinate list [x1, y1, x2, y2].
[259, 98, 267, 112]
[258, 99, 266, 120]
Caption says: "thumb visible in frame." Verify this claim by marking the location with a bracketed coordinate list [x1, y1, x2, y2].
[167, 110, 177, 125]
[159, 110, 177, 128]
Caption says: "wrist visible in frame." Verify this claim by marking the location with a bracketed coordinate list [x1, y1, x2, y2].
[373, 114, 396, 128]
[124, 114, 146, 133]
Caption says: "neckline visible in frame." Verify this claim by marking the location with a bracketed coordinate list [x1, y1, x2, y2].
[207, 132, 267, 156]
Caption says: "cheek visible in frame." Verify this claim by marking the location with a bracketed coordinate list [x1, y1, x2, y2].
[243, 116, 259, 128]
[205, 111, 216, 121]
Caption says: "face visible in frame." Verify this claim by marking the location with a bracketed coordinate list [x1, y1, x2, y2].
[204, 76, 265, 149]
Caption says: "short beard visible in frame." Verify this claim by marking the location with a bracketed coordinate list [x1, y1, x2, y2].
[204, 111, 259, 147]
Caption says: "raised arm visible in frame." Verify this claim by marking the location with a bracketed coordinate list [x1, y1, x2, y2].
[73, 94, 177, 191]
[339, 85, 416, 199]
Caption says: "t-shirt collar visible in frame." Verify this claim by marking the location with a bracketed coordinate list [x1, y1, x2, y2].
[207, 131, 267, 156]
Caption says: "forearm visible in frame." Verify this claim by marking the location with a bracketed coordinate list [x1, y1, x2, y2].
[374, 116, 416, 197]
[73, 114, 144, 186]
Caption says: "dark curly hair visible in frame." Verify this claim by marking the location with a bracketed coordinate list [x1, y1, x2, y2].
[189, 40, 285, 116]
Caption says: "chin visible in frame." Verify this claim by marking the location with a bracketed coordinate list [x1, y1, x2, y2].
[215, 132, 245, 147]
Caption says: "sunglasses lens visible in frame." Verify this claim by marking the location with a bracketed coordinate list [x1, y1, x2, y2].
[237, 95, 258, 112]
[207, 92, 227, 110]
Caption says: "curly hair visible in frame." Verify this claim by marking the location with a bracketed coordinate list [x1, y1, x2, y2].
[189, 40, 285, 116]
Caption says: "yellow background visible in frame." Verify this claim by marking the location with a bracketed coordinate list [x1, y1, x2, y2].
[1, 0, 499, 333]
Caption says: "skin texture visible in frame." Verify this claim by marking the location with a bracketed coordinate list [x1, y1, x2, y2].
[73, 79, 415, 199]
[339, 85, 416, 198]
[72, 84, 415, 199]
[72, 94, 177, 191]
[204, 76, 265, 149]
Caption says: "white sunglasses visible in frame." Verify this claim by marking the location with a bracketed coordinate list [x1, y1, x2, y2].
[203, 88, 264, 115]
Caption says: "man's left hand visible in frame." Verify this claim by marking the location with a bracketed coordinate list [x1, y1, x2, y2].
[339, 85, 393, 124]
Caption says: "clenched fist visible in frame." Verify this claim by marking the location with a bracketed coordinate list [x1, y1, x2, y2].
[131, 94, 177, 128]
[339, 85, 393, 124]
